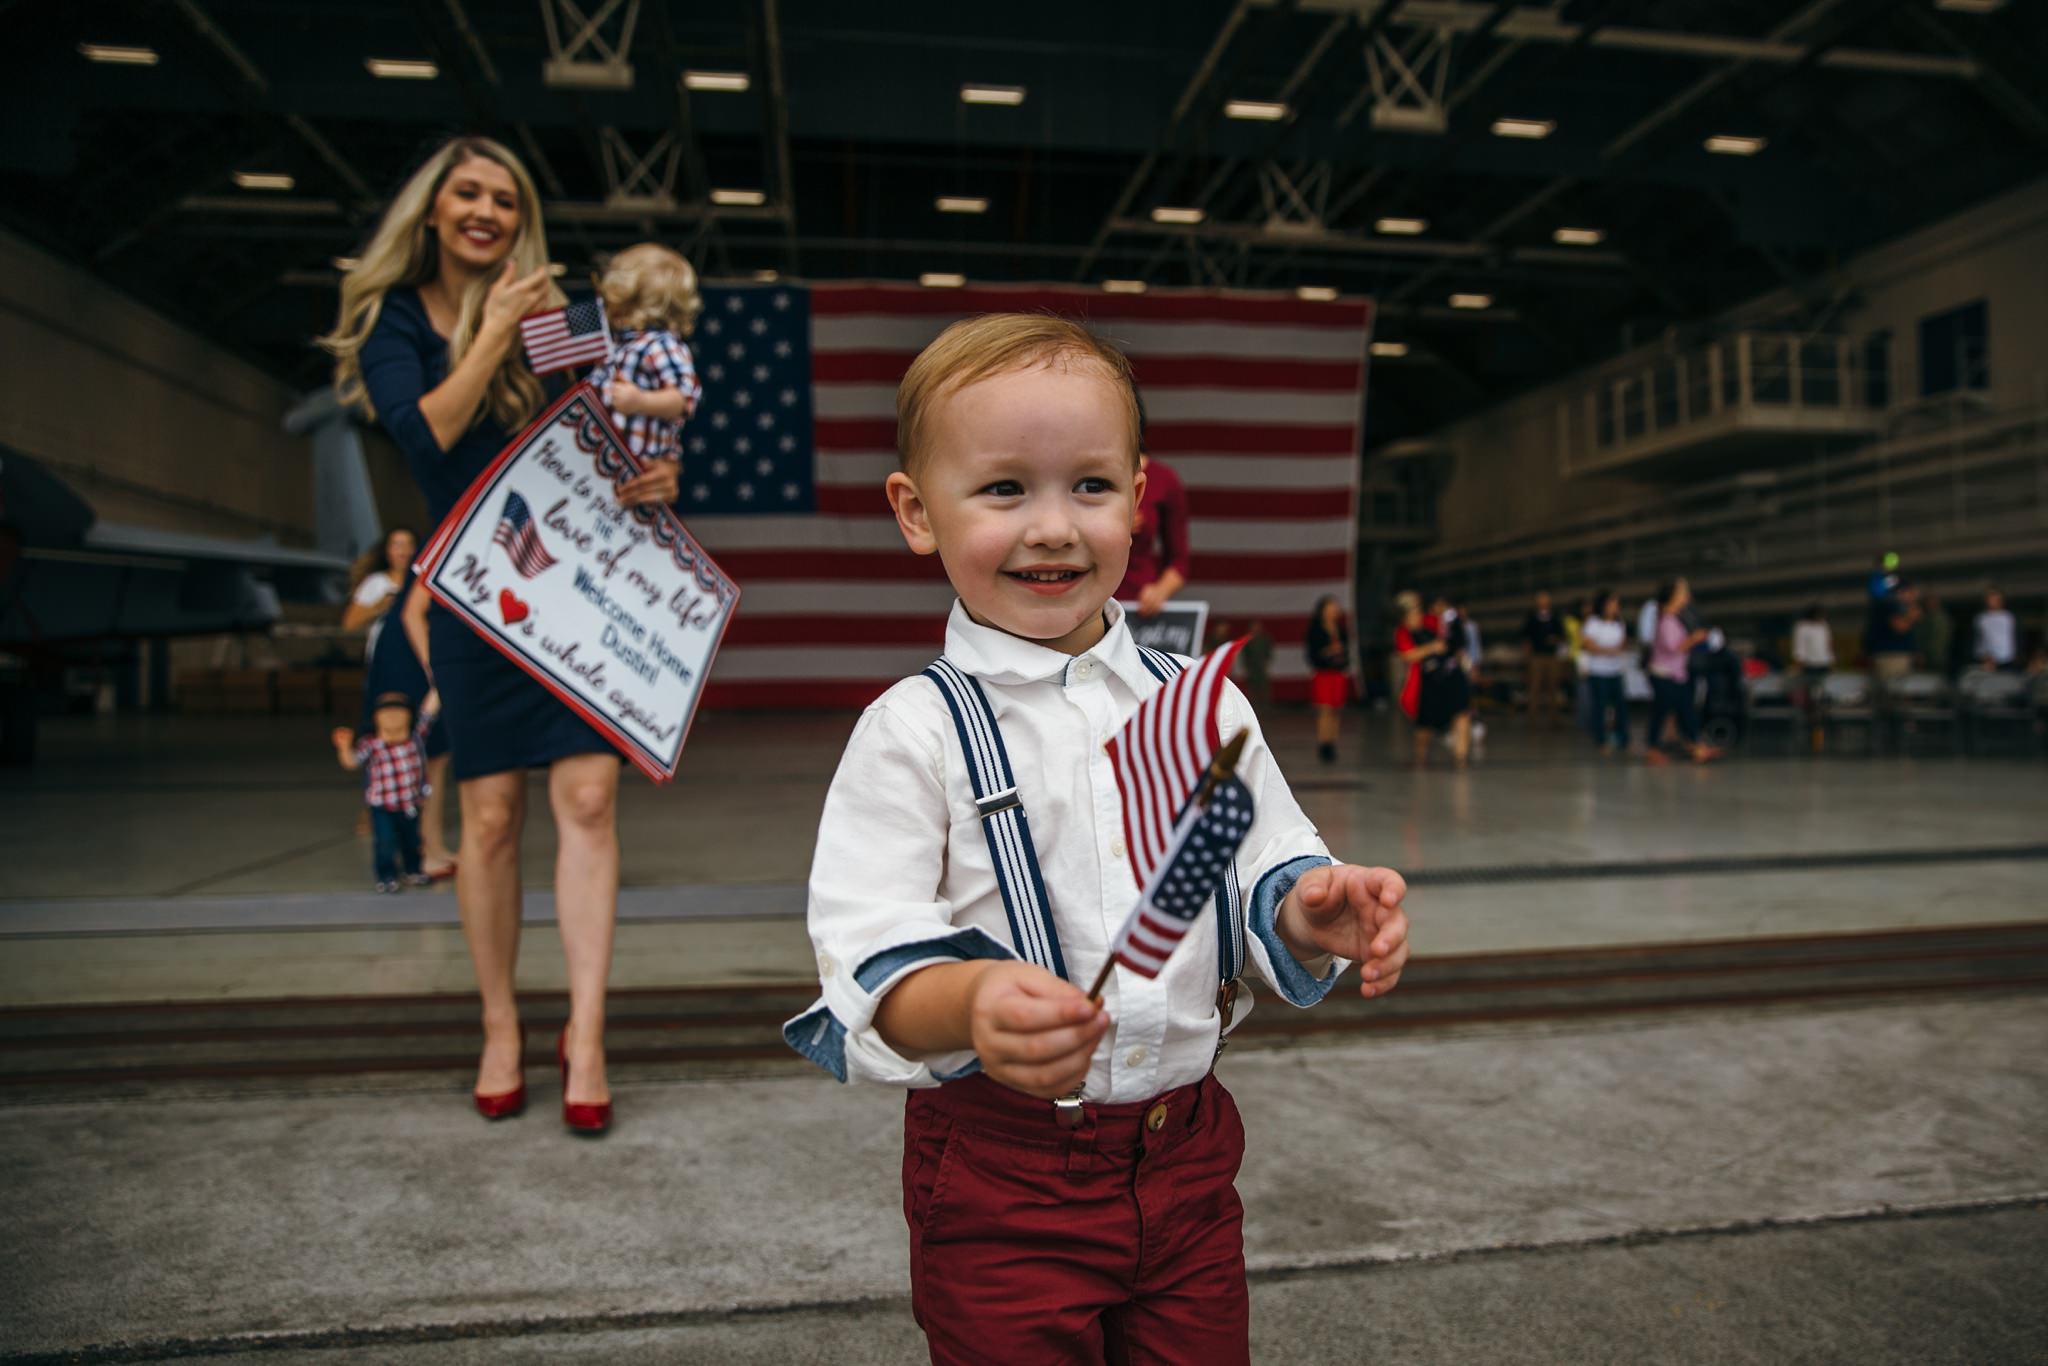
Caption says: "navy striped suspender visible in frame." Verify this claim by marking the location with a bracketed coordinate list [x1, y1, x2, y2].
[922, 660, 1067, 979]
[1134, 646, 1247, 987]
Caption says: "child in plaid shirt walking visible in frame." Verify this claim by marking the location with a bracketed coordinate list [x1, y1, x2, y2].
[591, 243, 702, 466]
[331, 691, 440, 893]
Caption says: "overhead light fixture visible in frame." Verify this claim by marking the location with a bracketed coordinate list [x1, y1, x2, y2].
[79, 43, 159, 65]
[920, 272, 966, 288]
[684, 70, 750, 92]
[1553, 227, 1605, 245]
[1375, 216, 1427, 235]
[1449, 293, 1493, 310]
[1370, 341, 1409, 358]
[711, 188, 766, 206]
[233, 172, 295, 191]
[1296, 285, 1339, 302]
[752, 269, 781, 282]
[1102, 279, 1148, 294]
[961, 84, 1026, 106]
[331, 256, 360, 271]
[1151, 206, 1205, 225]
[1704, 134, 1766, 156]
[1225, 100, 1289, 121]
[936, 196, 989, 214]
[365, 58, 438, 79]
[1934, 0, 2005, 11]
[1491, 117, 1555, 140]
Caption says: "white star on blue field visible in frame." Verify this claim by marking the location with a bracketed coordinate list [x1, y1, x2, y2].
[683, 286, 816, 514]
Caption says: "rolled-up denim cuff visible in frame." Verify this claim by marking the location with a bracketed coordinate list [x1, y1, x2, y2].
[1250, 854, 1341, 1006]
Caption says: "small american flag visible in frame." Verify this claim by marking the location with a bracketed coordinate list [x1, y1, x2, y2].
[520, 297, 613, 374]
[491, 491, 557, 578]
[1099, 639, 1254, 979]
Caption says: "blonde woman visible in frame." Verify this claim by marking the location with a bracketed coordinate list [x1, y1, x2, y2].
[323, 137, 678, 1134]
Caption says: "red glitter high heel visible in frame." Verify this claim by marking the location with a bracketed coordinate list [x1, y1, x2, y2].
[472, 1036, 526, 1120]
[557, 1029, 612, 1136]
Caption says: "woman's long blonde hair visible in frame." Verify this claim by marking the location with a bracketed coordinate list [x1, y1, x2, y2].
[320, 137, 559, 433]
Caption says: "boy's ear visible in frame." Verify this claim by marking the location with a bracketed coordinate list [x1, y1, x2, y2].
[885, 471, 938, 556]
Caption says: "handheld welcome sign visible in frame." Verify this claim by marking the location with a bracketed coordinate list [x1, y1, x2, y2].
[416, 384, 740, 783]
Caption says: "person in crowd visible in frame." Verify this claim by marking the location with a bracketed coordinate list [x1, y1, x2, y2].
[1566, 595, 1592, 733]
[1521, 590, 1566, 724]
[1116, 392, 1192, 619]
[1976, 587, 2017, 670]
[370, 579, 458, 878]
[1396, 591, 1471, 767]
[1645, 577, 1719, 765]
[1792, 602, 1835, 754]
[1240, 618, 1273, 706]
[321, 136, 680, 1132]
[1580, 591, 1631, 756]
[1867, 580, 1920, 693]
[792, 312, 1411, 1363]
[342, 527, 417, 659]
[1915, 589, 1953, 679]
[1305, 595, 1352, 764]
[589, 242, 702, 464]
[331, 690, 440, 893]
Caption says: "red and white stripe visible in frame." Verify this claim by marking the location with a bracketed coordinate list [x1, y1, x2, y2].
[690, 283, 1370, 709]
[1105, 639, 1244, 890]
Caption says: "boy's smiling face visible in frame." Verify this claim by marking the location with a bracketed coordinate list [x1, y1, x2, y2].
[887, 360, 1144, 656]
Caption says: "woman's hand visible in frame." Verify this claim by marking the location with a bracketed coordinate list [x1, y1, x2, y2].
[1137, 581, 1172, 618]
[479, 261, 555, 346]
[617, 459, 681, 508]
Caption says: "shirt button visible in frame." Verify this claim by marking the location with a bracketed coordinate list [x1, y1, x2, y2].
[1125, 1046, 1147, 1068]
[1110, 837, 1126, 860]
[816, 952, 836, 979]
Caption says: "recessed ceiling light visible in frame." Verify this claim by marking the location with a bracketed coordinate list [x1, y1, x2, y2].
[752, 269, 781, 282]
[920, 272, 966, 288]
[1553, 227, 1605, 245]
[1296, 285, 1339, 302]
[365, 58, 438, 80]
[961, 84, 1025, 106]
[684, 70, 749, 92]
[233, 172, 295, 191]
[711, 188, 766, 206]
[1370, 341, 1409, 358]
[1449, 293, 1493, 310]
[1491, 117, 1555, 140]
[1225, 100, 1289, 121]
[1375, 216, 1427, 235]
[331, 256, 360, 271]
[936, 196, 989, 214]
[1704, 134, 1766, 156]
[79, 43, 159, 65]
[1102, 279, 1148, 294]
[1151, 206, 1205, 225]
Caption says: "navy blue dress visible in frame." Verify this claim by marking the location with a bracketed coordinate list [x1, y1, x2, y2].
[360, 287, 615, 781]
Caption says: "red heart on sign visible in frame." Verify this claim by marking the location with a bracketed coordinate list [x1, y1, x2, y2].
[499, 588, 530, 625]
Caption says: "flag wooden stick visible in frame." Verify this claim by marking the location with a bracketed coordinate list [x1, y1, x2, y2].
[1085, 731, 1250, 1003]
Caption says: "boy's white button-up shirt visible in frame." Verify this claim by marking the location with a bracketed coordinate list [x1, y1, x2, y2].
[785, 600, 1345, 1103]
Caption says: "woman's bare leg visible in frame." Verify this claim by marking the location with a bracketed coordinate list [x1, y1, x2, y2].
[1315, 706, 1340, 745]
[1450, 713, 1472, 767]
[422, 754, 456, 869]
[1411, 728, 1432, 767]
[458, 771, 527, 1095]
[549, 753, 622, 1105]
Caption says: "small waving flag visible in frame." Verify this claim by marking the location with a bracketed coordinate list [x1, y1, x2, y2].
[491, 491, 557, 578]
[519, 297, 612, 374]
[1092, 639, 1255, 988]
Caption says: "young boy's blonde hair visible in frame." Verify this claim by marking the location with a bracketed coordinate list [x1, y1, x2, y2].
[599, 243, 702, 336]
[896, 314, 1142, 480]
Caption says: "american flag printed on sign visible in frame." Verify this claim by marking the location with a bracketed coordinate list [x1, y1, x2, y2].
[491, 491, 557, 578]
[1107, 772, 1257, 979]
[519, 296, 613, 374]
[679, 283, 1370, 709]
[1106, 639, 1247, 889]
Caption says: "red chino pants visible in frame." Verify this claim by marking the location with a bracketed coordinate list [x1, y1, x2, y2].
[903, 1071, 1251, 1366]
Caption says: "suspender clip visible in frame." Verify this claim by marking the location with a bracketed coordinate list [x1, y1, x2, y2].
[974, 786, 1021, 820]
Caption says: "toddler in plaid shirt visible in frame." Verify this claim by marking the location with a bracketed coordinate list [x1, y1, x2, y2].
[592, 242, 703, 464]
[331, 691, 439, 893]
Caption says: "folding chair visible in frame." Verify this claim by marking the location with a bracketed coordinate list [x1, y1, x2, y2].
[1742, 673, 1802, 755]
[1819, 671, 1880, 756]
[1884, 672, 1957, 756]
[1959, 670, 2034, 755]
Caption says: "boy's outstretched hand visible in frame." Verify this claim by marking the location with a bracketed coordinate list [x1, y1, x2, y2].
[967, 961, 1110, 1099]
[1275, 863, 1410, 999]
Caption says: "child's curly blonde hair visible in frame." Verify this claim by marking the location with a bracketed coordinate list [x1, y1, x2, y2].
[599, 243, 702, 336]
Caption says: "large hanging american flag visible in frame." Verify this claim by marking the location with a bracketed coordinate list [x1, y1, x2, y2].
[681, 283, 1370, 709]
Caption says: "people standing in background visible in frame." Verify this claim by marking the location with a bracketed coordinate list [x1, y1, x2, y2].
[1394, 591, 1471, 767]
[1521, 590, 1566, 723]
[1976, 587, 2017, 670]
[1305, 596, 1353, 764]
[342, 527, 417, 660]
[1792, 603, 1835, 754]
[1646, 577, 1719, 765]
[1240, 619, 1273, 706]
[1116, 393, 1193, 619]
[1915, 590, 1953, 678]
[1565, 596, 1591, 734]
[1867, 581, 1920, 686]
[332, 690, 441, 893]
[1581, 591, 1631, 756]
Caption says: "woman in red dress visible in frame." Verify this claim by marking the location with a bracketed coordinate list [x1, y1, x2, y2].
[1393, 591, 1471, 768]
[1305, 595, 1353, 763]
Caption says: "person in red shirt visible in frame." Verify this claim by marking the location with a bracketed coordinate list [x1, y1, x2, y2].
[1115, 395, 1193, 617]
